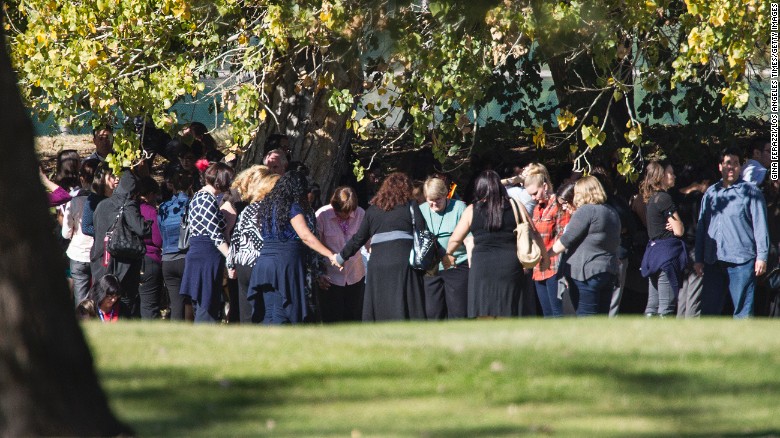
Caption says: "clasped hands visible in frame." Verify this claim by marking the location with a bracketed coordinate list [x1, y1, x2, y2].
[328, 253, 344, 271]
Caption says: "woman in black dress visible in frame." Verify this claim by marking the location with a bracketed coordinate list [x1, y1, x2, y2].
[446, 170, 524, 317]
[337, 172, 428, 321]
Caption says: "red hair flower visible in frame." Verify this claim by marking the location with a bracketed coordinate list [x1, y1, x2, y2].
[195, 159, 210, 172]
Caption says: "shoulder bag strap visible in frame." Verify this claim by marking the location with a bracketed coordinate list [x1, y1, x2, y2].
[107, 201, 127, 233]
[508, 198, 522, 226]
[182, 196, 191, 226]
[517, 199, 535, 229]
[409, 201, 416, 231]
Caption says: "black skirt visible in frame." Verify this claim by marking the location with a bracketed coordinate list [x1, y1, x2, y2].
[363, 239, 426, 321]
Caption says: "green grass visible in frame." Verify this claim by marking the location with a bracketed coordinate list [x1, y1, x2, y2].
[85, 319, 780, 437]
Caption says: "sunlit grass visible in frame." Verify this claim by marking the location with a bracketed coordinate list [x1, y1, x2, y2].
[85, 319, 780, 437]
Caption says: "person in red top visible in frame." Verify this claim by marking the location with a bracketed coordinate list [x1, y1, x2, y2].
[524, 164, 570, 317]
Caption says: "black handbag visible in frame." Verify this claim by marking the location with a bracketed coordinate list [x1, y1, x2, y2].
[409, 202, 437, 271]
[178, 199, 191, 251]
[106, 201, 146, 260]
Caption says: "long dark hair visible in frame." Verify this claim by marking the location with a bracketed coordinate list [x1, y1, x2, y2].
[91, 161, 113, 197]
[257, 170, 312, 238]
[473, 170, 508, 231]
[55, 149, 80, 189]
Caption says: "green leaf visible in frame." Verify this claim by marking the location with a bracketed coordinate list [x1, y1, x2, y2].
[353, 160, 365, 182]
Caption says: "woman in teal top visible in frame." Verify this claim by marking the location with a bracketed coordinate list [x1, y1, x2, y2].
[421, 177, 470, 319]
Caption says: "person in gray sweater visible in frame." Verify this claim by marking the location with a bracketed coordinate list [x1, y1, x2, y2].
[551, 176, 620, 316]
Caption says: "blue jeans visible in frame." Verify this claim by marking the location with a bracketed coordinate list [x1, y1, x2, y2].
[570, 273, 615, 317]
[701, 261, 755, 318]
[535, 277, 563, 317]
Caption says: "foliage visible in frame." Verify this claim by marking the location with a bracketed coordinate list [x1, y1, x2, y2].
[6, 0, 216, 173]
[6, 0, 769, 178]
[85, 320, 780, 436]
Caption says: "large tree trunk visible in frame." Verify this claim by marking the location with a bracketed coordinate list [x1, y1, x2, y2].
[0, 24, 132, 437]
[241, 53, 363, 204]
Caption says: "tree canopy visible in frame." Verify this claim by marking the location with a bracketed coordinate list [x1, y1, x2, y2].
[6, 0, 769, 179]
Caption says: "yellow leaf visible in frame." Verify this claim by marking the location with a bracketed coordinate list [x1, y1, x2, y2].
[557, 109, 577, 131]
[532, 125, 546, 148]
[709, 8, 728, 27]
[259, 109, 267, 121]
[237, 34, 248, 45]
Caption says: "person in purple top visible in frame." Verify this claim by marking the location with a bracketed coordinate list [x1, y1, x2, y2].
[136, 176, 164, 319]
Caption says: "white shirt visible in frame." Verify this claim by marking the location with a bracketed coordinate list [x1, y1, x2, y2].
[62, 192, 94, 263]
[741, 159, 767, 186]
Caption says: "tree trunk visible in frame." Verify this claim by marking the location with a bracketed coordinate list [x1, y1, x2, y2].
[241, 54, 363, 204]
[0, 24, 132, 437]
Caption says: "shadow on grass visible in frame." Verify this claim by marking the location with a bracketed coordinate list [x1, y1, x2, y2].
[103, 366, 477, 436]
[99, 349, 780, 436]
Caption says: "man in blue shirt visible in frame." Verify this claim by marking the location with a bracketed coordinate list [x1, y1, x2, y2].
[694, 146, 769, 318]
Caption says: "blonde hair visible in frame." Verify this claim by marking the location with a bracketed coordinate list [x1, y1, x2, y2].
[523, 163, 553, 193]
[423, 177, 448, 199]
[231, 165, 270, 202]
[573, 175, 607, 207]
[253, 173, 280, 203]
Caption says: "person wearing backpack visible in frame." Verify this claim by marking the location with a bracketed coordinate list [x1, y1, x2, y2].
[90, 169, 152, 318]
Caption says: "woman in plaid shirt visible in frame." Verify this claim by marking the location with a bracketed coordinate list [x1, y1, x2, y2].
[523, 165, 571, 317]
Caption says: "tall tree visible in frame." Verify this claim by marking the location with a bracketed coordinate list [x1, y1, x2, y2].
[0, 16, 132, 437]
[6, 0, 769, 186]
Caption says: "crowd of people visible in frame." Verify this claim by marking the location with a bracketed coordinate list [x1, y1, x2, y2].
[42, 125, 777, 323]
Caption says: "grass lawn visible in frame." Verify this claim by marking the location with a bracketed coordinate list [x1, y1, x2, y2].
[84, 319, 780, 437]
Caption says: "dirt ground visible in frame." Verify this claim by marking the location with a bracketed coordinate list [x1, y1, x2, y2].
[36, 135, 95, 171]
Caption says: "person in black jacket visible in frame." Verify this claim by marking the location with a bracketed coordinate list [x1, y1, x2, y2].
[90, 169, 151, 318]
